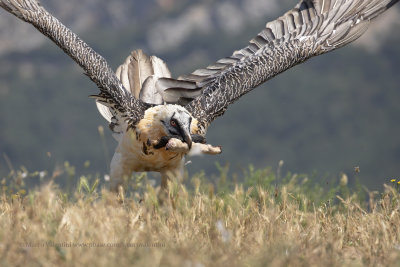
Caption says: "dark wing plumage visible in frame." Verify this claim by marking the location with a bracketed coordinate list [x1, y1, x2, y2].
[0, 0, 149, 127]
[156, 0, 399, 133]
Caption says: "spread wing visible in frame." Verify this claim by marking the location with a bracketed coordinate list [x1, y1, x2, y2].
[156, 0, 399, 133]
[0, 0, 149, 128]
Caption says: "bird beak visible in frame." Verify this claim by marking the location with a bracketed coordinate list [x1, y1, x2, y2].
[183, 130, 192, 149]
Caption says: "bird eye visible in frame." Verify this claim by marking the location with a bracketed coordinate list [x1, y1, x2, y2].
[170, 120, 177, 127]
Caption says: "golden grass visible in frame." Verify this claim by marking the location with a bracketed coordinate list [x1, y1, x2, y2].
[1, 175, 400, 266]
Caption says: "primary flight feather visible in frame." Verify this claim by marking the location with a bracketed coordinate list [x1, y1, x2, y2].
[0, 0, 398, 189]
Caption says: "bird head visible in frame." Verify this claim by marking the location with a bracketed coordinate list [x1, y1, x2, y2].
[156, 105, 193, 149]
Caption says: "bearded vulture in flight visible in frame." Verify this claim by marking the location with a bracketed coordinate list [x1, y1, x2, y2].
[1, 0, 398, 189]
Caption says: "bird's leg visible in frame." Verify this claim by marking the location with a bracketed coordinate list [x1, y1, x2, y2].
[158, 167, 184, 205]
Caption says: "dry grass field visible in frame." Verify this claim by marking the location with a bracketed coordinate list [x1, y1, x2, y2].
[1, 166, 400, 266]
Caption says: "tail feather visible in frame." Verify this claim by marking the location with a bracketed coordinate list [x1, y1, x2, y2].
[113, 49, 171, 104]
[97, 50, 172, 123]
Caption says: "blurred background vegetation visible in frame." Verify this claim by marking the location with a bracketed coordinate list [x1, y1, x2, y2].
[0, 0, 399, 190]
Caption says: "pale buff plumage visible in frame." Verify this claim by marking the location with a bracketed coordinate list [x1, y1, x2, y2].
[110, 105, 202, 189]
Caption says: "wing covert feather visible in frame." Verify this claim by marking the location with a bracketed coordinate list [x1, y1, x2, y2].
[0, 0, 149, 127]
[173, 0, 399, 134]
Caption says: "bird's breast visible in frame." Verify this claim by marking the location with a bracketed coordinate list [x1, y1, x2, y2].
[117, 127, 184, 173]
